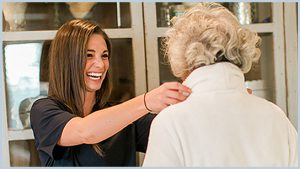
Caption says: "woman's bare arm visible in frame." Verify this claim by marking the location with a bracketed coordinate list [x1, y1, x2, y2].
[58, 82, 191, 146]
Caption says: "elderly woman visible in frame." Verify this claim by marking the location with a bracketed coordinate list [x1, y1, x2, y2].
[143, 3, 297, 167]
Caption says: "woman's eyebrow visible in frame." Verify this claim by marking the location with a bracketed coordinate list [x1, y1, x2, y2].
[87, 49, 95, 52]
[86, 49, 109, 54]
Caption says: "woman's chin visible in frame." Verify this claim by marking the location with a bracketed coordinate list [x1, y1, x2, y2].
[86, 84, 102, 92]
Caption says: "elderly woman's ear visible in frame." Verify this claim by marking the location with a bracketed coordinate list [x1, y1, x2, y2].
[246, 88, 252, 94]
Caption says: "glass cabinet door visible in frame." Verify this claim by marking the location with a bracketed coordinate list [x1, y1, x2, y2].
[109, 38, 136, 104]
[156, 37, 276, 89]
[3, 41, 50, 130]
[157, 33, 276, 103]
[244, 33, 275, 103]
[2, 2, 131, 31]
[9, 140, 40, 166]
[156, 2, 272, 27]
[144, 2, 285, 110]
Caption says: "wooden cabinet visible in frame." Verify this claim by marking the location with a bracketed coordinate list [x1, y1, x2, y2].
[1, 2, 146, 166]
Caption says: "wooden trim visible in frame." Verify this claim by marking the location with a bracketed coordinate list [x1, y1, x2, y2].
[243, 23, 274, 33]
[3, 31, 57, 41]
[156, 23, 274, 37]
[272, 3, 287, 113]
[3, 29, 134, 41]
[8, 129, 34, 141]
[1, 47, 10, 166]
[143, 3, 160, 90]
[283, 2, 298, 129]
[130, 3, 147, 95]
[106, 29, 133, 38]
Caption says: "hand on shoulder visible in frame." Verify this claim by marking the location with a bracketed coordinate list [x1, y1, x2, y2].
[144, 82, 192, 113]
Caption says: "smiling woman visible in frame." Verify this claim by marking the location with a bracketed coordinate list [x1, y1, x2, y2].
[29, 19, 192, 166]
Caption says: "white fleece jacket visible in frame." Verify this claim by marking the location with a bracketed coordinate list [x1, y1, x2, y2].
[143, 62, 298, 167]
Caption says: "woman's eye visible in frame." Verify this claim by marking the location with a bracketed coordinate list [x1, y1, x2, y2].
[102, 54, 109, 59]
[86, 53, 93, 58]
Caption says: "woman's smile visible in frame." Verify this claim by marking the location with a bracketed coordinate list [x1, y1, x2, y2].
[87, 72, 102, 80]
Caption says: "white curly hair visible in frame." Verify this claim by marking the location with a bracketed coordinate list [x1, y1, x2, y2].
[163, 2, 261, 79]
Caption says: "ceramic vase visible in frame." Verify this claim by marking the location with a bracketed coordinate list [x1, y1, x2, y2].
[3, 2, 28, 31]
[66, 2, 96, 19]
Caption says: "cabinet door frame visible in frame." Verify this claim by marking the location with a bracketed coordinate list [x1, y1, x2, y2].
[1, 45, 9, 167]
[283, 2, 298, 129]
[272, 2, 287, 113]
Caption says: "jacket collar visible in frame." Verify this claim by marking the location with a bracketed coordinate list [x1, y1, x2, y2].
[182, 62, 246, 94]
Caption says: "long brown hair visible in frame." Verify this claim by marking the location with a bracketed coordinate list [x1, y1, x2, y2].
[48, 19, 112, 155]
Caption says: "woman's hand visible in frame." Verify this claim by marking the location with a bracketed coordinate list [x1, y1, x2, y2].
[144, 82, 192, 113]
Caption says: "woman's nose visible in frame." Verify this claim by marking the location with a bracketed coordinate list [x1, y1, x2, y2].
[94, 56, 105, 69]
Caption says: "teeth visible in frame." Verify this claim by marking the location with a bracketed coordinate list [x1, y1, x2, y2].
[87, 72, 102, 77]
[87, 72, 102, 80]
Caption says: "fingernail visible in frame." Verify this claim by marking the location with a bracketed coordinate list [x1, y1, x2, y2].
[182, 92, 190, 96]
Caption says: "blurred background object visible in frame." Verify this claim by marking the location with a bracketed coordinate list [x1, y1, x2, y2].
[66, 2, 96, 19]
[3, 2, 28, 31]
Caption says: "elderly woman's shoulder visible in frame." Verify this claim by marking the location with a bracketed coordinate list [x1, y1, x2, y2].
[154, 101, 192, 123]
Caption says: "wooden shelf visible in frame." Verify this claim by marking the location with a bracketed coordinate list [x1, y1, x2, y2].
[8, 129, 34, 141]
[3, 28, 134, 41]
[155, 23, 274, 37]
